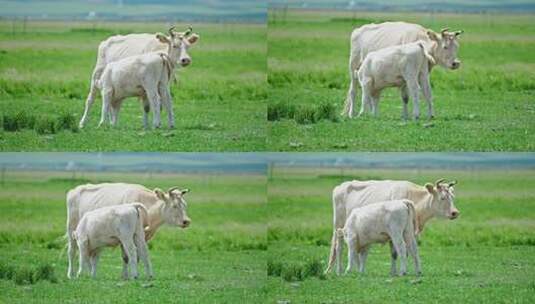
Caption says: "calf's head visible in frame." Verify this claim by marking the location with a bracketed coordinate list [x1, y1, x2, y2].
[425, 179, 460, 220]
[154, 187, 191, 228]
[427, 28, 463, 70]
[156, 26, 200, 67]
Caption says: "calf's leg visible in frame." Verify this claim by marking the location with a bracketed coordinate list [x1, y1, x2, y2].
[389, 242, 398, 276]
[391, 233, 408, 276]
[159, 84, 175, 129]
[120, 238, 138, 279]
[406, 233, 422, 276]
[400, 85, 409, 121]
[89, 251, 100, 278]
[405, 77, 420, 120]
[344, 235, 357, 274]
[98, 89, 112, 127]
[358, 247, 369, 273]
[145, 89, 161, 129]
[419, 72, 434, 119]
[134, 233, 153, 278]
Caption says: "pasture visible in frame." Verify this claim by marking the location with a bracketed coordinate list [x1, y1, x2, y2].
[267, 10, 535, 151]
[267, 166, 535, 303]
[0, 170, 266, 303]
[0, 20, 266, 151]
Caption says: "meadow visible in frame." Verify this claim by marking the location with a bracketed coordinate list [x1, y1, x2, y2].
[0, 170, 267, 303]
[267, 166, 535, 303]
[0, 20, 266, 151]
[267, 9, 535, 151]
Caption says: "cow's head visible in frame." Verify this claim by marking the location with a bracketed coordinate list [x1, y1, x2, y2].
[427, 28, 463, 70]
[425, 179, 459, 220]
[154, 187, 191, 228]
[156, 26, 200, 67]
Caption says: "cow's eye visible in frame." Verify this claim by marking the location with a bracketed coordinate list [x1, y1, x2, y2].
[443, 46, 448, 50]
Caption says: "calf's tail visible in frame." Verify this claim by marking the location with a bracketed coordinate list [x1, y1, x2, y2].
[418, 42, 436, 65]
[133, 203, 150, 230]
[403, 200, 419, 235]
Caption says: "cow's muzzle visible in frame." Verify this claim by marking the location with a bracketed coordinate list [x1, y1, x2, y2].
[449, 210, 460, 220]
[180, 218, 191, 228]
[451, 60, 461, 70]
[180, 58, 192, 67]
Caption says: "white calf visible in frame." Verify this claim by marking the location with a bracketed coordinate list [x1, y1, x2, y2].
[73, 203, 153, 279]
[357, 40, 436, 120]
[337, 199, 421, 276]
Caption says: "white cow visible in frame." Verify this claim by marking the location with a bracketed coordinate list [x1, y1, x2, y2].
[66, 183, 191, 279]
[357, 40, 436, 120]
[73, 203, 152, 279]
[325, 179, 459, 275]
[79, 26, 199, 129]
[342, 22, 463, 118]
[337, 199, 421, 276]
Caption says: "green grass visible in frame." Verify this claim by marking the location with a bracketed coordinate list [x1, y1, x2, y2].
[267, 166, 535, 303]
[0, 170, 266, 303]
[0, 21, 266, 151]
[267, 10, 535, 151]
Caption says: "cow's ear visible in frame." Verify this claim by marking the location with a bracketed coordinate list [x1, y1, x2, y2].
[427, 30, 440, 42]
[156, 33, 170, 44]
[187, 34, 199, 45]
[181, 189, 190, 195]
[425, 183, 435, 193]
[154, 188, 166, 200]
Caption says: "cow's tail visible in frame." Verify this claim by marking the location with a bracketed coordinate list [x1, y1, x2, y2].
[133, 203, 150, 231]
[418, 42, 436, 65]
[325, 228, 345, 274]
[342, 54, 361, 117]
[403, 199, 419, 236]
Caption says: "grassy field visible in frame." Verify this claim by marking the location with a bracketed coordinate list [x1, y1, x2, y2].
[267, 166, 535, 303]
[267, 10, 535, 151]
[0, 170, 267, 303]
[0, 21, 266, 151]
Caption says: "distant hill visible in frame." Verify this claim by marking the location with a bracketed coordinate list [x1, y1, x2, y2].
[0, 153, 534, 173]
[0, 0, 266, 22]
[269, 0, 535, 13]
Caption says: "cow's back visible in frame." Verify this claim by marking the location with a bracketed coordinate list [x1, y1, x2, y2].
[68, 183, 156, 223]
[351, 22, 430, 66]
[344, 180, 416, 214]
[98, 33, 166, 66]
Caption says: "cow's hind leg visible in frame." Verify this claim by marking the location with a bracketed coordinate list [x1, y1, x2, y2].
[67, 235, 77, 279]
[80, 66, 104, 128]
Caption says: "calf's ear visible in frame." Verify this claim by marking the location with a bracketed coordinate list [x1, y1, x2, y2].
[425, 183, 435, 193]
[154, 188, 166, 200]
[181, 189, 190, 195]
[187, 34, 199, 45]
[156, 33, 170, 44]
